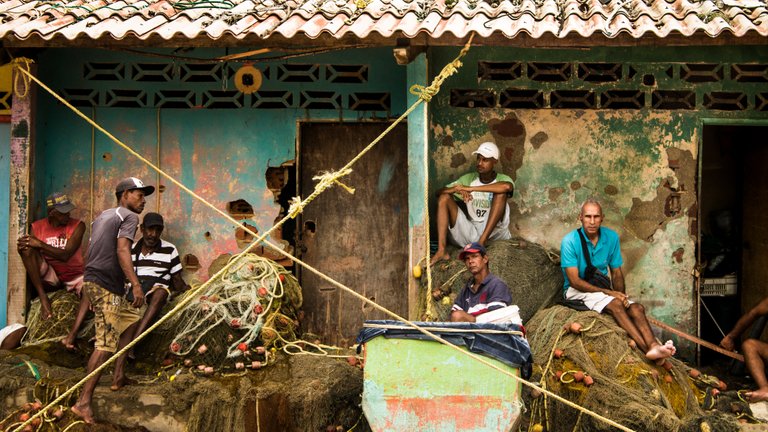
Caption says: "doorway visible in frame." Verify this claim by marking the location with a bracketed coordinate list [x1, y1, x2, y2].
[298, 122, 409, 347]
[699, 125, 768, 364]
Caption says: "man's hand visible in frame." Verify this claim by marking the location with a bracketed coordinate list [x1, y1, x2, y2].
[720, 335, 736, 351]
[606, 290, 630, 308]
[452, 185, 473, 202]
[17, 235, 43, 251]
[131, 284, 145, 308]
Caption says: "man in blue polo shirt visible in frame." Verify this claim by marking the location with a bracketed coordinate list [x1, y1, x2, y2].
[561, 198, 675, 363]
[451, 242, 512, 322]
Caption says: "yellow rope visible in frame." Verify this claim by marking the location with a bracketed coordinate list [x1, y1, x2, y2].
[11, 58, 32, 99]
[11, 37, 634, 432]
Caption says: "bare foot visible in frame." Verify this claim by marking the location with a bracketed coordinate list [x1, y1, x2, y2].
[71, 404, 94, 424]
[430, 251, 450, 266]
[746, 389, 768, 402]
[110, 376, 137, 391]
[646, 342, 675, 362]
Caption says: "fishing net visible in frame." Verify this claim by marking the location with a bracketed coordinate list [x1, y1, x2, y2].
[22, 290, 93, 345]
[525, 305, 741, 432]
[419, 238, 563, 322]
[141, 253, 303, 370]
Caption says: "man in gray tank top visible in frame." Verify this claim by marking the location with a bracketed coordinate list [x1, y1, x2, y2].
[71, 177, 154, 425]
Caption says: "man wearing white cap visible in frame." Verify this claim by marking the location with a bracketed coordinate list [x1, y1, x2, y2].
[430, 142, 513, 266]
[17, 192, 85, 320]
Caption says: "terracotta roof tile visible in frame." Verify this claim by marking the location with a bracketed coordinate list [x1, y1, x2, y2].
[0, 0, 766, 44]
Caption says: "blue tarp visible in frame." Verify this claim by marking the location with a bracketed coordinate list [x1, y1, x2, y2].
[356, 320, 533, 378]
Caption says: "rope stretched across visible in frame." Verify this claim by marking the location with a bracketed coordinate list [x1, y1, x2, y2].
[11, 37, 634, 432]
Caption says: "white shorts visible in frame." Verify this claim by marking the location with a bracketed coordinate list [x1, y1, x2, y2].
[0, 323, 25, 348]
[564, 287, 633, 313]
[448, 208, 511, 247]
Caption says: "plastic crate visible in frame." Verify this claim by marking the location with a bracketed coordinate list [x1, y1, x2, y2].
[701, 275, 737, 297]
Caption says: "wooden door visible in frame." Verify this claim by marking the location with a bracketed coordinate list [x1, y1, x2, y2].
[299, 122, 408, 347]
[742, 135, 768, 320]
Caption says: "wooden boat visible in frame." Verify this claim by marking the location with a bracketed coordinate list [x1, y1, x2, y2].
[359, 321, 528, 432]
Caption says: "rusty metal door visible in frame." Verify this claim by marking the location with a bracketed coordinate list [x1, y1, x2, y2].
[298, 122, 408, 347]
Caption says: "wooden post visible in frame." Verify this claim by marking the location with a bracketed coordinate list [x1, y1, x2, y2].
[7, 61, 36, 324]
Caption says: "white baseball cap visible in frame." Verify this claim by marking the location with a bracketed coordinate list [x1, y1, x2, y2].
[472, 142, 500, 160]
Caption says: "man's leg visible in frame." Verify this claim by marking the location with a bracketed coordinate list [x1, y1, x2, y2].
[430, 194, 460, 265]
[17, 247, 53, 320]
[62, 295, 91, 350]
[477, 193, 507, 246]
[128, 290, 169, 359]
[111, 320, 141, 391]
[742, 339, 768, 402]
[0, 326, 27, 350]
[605, 301, 673, 362]
[71, 349, 110, 424]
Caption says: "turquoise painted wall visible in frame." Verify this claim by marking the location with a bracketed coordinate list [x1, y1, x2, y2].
[33, 47, 408, 279]
[428, 45, 768, 353]
[0, 122, 9, 325]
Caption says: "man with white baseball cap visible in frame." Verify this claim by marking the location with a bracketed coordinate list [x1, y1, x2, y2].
[430, 141, 513, 267]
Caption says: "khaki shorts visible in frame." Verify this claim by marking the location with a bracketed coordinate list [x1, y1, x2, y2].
[84, 282, 141, 353]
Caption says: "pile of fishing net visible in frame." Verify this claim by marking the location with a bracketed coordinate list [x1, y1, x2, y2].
[22, 290, 93, 345]
[525, 305, 742, 432]
[419, 238, 563, 322]
[141, 253, 302, 371]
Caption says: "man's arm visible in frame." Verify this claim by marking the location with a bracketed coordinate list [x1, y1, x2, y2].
[170, 273, 190, 292]
[565, 266, 628, 303]
[721, 297, 768, 351]
[450, 309, 476, 323]
[454, 181, 513, 195]
[610, 267, 626, 293]
[18, 221, 86, 261]
[117, 237, 144, 308]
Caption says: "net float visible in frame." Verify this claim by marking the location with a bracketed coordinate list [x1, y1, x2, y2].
[718, 380, 727, 391]
[230, 319, 241, 329]
[255, 346, 266, 355]
[237, 343, 249, 352]
[553, 348, 564, 359]
[664, 375, 673, 384]
[689, 369, 700, 379]
[712, 388, 720, 397]
[235, 362, 245, 370]
[583, 375, 594, 386]
[531, 424, 544, 432]
[628, 339, 636, 348]
[251, 361, 263, 369]
[253, 304, 264, 314]
[569, 322, 582, 334]
[197, 344, 208, 354]
[662, 360, 673, 371]
[30, 401, 42, 411]
[555, 370, 563, 380]
[204, 366, 214, 375]
[184, 359, 193, 367]
[573, 371, 584, 382]
[279, 274, 286, 282]
[170, 342, 181, 353]
[18, 412, 30, 421]
[347, 356, 359, 366]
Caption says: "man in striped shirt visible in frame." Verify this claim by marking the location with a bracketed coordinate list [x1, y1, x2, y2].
[116, 212, 188, 374]
[450, 242, 512, 322]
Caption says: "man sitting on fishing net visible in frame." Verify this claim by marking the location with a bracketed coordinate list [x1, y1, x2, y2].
[117, 211, 190, 369]
[450, 242, 515, 323]
[17, 192, 86, 321]
[430, 141, 514, 267]
[560, 198, 676, 364]
[720, 297, 768, 402]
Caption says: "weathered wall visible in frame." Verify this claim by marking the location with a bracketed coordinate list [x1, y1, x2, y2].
[428, 44, 768, 347]
[32, 47, 408, 281]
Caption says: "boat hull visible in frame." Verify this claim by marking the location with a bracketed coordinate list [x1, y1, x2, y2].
[362, 337, 522, 432]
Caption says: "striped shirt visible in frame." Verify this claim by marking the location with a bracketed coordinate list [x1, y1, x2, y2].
[452, 273, 512, 317]
[131, 238, 182, 293]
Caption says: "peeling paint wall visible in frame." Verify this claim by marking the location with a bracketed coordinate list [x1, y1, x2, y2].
[32, 48, 407, 282]
[429, 45, 768, 349]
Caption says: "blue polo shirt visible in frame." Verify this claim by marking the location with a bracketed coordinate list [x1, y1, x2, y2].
[452, 273, 513, 316]
[560, 227, 623, 293]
